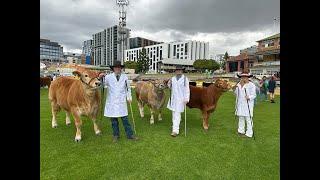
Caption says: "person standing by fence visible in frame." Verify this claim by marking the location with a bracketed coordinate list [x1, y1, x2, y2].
[260, 76, 268, 101]
[251, 76, 260, 105]
[268, 75, 277, 103]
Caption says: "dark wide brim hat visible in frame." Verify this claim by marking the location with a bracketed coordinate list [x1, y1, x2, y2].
[109, 61, 124, 69]
[237, 72, 253, 78]
[175, 65, 185, 71]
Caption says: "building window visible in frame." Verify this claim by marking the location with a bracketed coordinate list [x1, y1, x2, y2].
[177, 53, 179, 59]
[157, 47, 159, 57]
[173, 45, 176, 56]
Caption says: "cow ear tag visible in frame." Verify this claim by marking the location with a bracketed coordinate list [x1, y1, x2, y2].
[72, 71, 81, 80]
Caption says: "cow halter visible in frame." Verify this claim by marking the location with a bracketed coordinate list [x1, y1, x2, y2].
[79, 76, 100, 90]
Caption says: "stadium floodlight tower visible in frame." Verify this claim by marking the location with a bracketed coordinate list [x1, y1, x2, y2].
[116, 0, 129, 65]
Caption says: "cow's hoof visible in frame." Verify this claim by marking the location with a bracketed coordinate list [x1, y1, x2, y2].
[75, 136, 81, 142]
[150, 121, 154, 125]
[203, 128, 209, 132]
[52, 124, 58, 128]
[66, 122, 71, 126]
[158, 118, 162, 121]
[95, 130, 102, 135]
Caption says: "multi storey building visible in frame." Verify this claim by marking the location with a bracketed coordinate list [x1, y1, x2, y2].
[40, 38, 64, 62]
[124, 41, 209, 72]
[129, 37, 162, 49]
[251, 33, 280, 75]
[92, 25, 130, 66]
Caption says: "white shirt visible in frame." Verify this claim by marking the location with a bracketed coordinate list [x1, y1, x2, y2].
[167, 75, 190, 113]
[103, 73, 132, 117]
[234, 82, 256, 117]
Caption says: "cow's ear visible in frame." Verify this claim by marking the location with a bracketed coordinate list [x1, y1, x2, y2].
[72, 71, 82, 78]
[149, 80, 155, 84]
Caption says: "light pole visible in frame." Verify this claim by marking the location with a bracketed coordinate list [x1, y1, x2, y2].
[116, 0, 129, 65]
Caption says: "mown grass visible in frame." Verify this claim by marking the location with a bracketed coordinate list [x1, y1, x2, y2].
[40, 88, 279, 179]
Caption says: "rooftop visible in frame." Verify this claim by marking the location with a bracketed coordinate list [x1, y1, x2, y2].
[257, 33, 280, 42]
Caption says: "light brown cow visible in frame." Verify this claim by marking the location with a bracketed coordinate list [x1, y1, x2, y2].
[48, 68, 102, 142]
[187, 79, 232, 131]
[135, 79, 168, 124]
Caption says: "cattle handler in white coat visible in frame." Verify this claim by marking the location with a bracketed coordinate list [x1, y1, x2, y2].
[234, 70, 256, 138]
[167, 65, 190, 137]
[101, 61, 138, 142]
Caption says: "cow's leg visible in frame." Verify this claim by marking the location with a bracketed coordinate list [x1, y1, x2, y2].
[65, 111, 71, 126]
[138, 101, 144, 118]
[206, 112, 212, 129]
[158, 110, 163, 121]
[91, 117, 101, 135]
[51, 102, 60, 128]
[150, 108, 155, 124]
[202, 111, 209, 130]
[72, 111, 82, 142]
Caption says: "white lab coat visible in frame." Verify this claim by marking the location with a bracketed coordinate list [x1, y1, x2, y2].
[103, 73, 132, 117]
[234, 82, 256, 117]
[167, 75, 190, 113]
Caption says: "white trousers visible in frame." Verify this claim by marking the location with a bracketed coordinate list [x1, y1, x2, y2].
[238, 116, 253, 137]
[172, 111, 181, 134]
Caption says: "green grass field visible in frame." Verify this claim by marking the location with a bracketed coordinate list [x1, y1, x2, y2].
[40, 88, 279, 179]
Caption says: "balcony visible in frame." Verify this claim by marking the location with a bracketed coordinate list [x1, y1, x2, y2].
[256, 45, 280, 55]
[253, 61, 280, 67]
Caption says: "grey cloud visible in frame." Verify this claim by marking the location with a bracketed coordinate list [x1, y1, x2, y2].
[128, 0, 279, 34]
[41, 0, 279, 52]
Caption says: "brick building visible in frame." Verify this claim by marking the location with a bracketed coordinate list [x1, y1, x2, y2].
[250, 33, 280, 75]
[226, 46, 257, 73]
[225, 33, 280, 75]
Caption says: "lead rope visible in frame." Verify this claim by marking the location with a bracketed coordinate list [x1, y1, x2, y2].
[126, 79, 136, 134]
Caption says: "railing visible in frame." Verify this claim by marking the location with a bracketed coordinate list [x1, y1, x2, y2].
[257, 45, 280, 52]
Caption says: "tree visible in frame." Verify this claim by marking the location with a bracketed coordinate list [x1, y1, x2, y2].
[137, 47, 149, 73]
[124, 61, 138, 72]
[222, 51, 229, 70]
[193, 59, 220, 73]
[209, 60, 220, 72]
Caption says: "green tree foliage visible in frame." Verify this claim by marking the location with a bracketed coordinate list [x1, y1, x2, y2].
[193, 59, 220, 73]
[137, 47, 149, 73]
[124, 61, 138, 72]
[221, 51, 229, 70]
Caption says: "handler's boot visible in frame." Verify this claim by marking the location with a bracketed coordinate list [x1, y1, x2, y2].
[171, 132, 178, 137]
[112, 136, 119, 143]
[128, 135, 139, 141]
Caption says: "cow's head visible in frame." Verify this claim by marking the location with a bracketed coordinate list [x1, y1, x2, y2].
[214, 79, 232, 92]
[72, 68, 101, 89]
[150, 79, 166, 90]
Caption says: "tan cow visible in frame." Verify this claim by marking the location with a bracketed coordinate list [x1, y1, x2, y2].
[48, 68, 102, 142]
[135, 79, 168, 124]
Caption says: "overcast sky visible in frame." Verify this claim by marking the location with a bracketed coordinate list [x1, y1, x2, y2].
[40, 0, 280, 56]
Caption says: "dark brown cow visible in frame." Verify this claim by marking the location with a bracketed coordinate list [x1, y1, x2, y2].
[48, 68, 103, 142]
[187, 79, 232, 130]
[40, 77, 51, 88]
